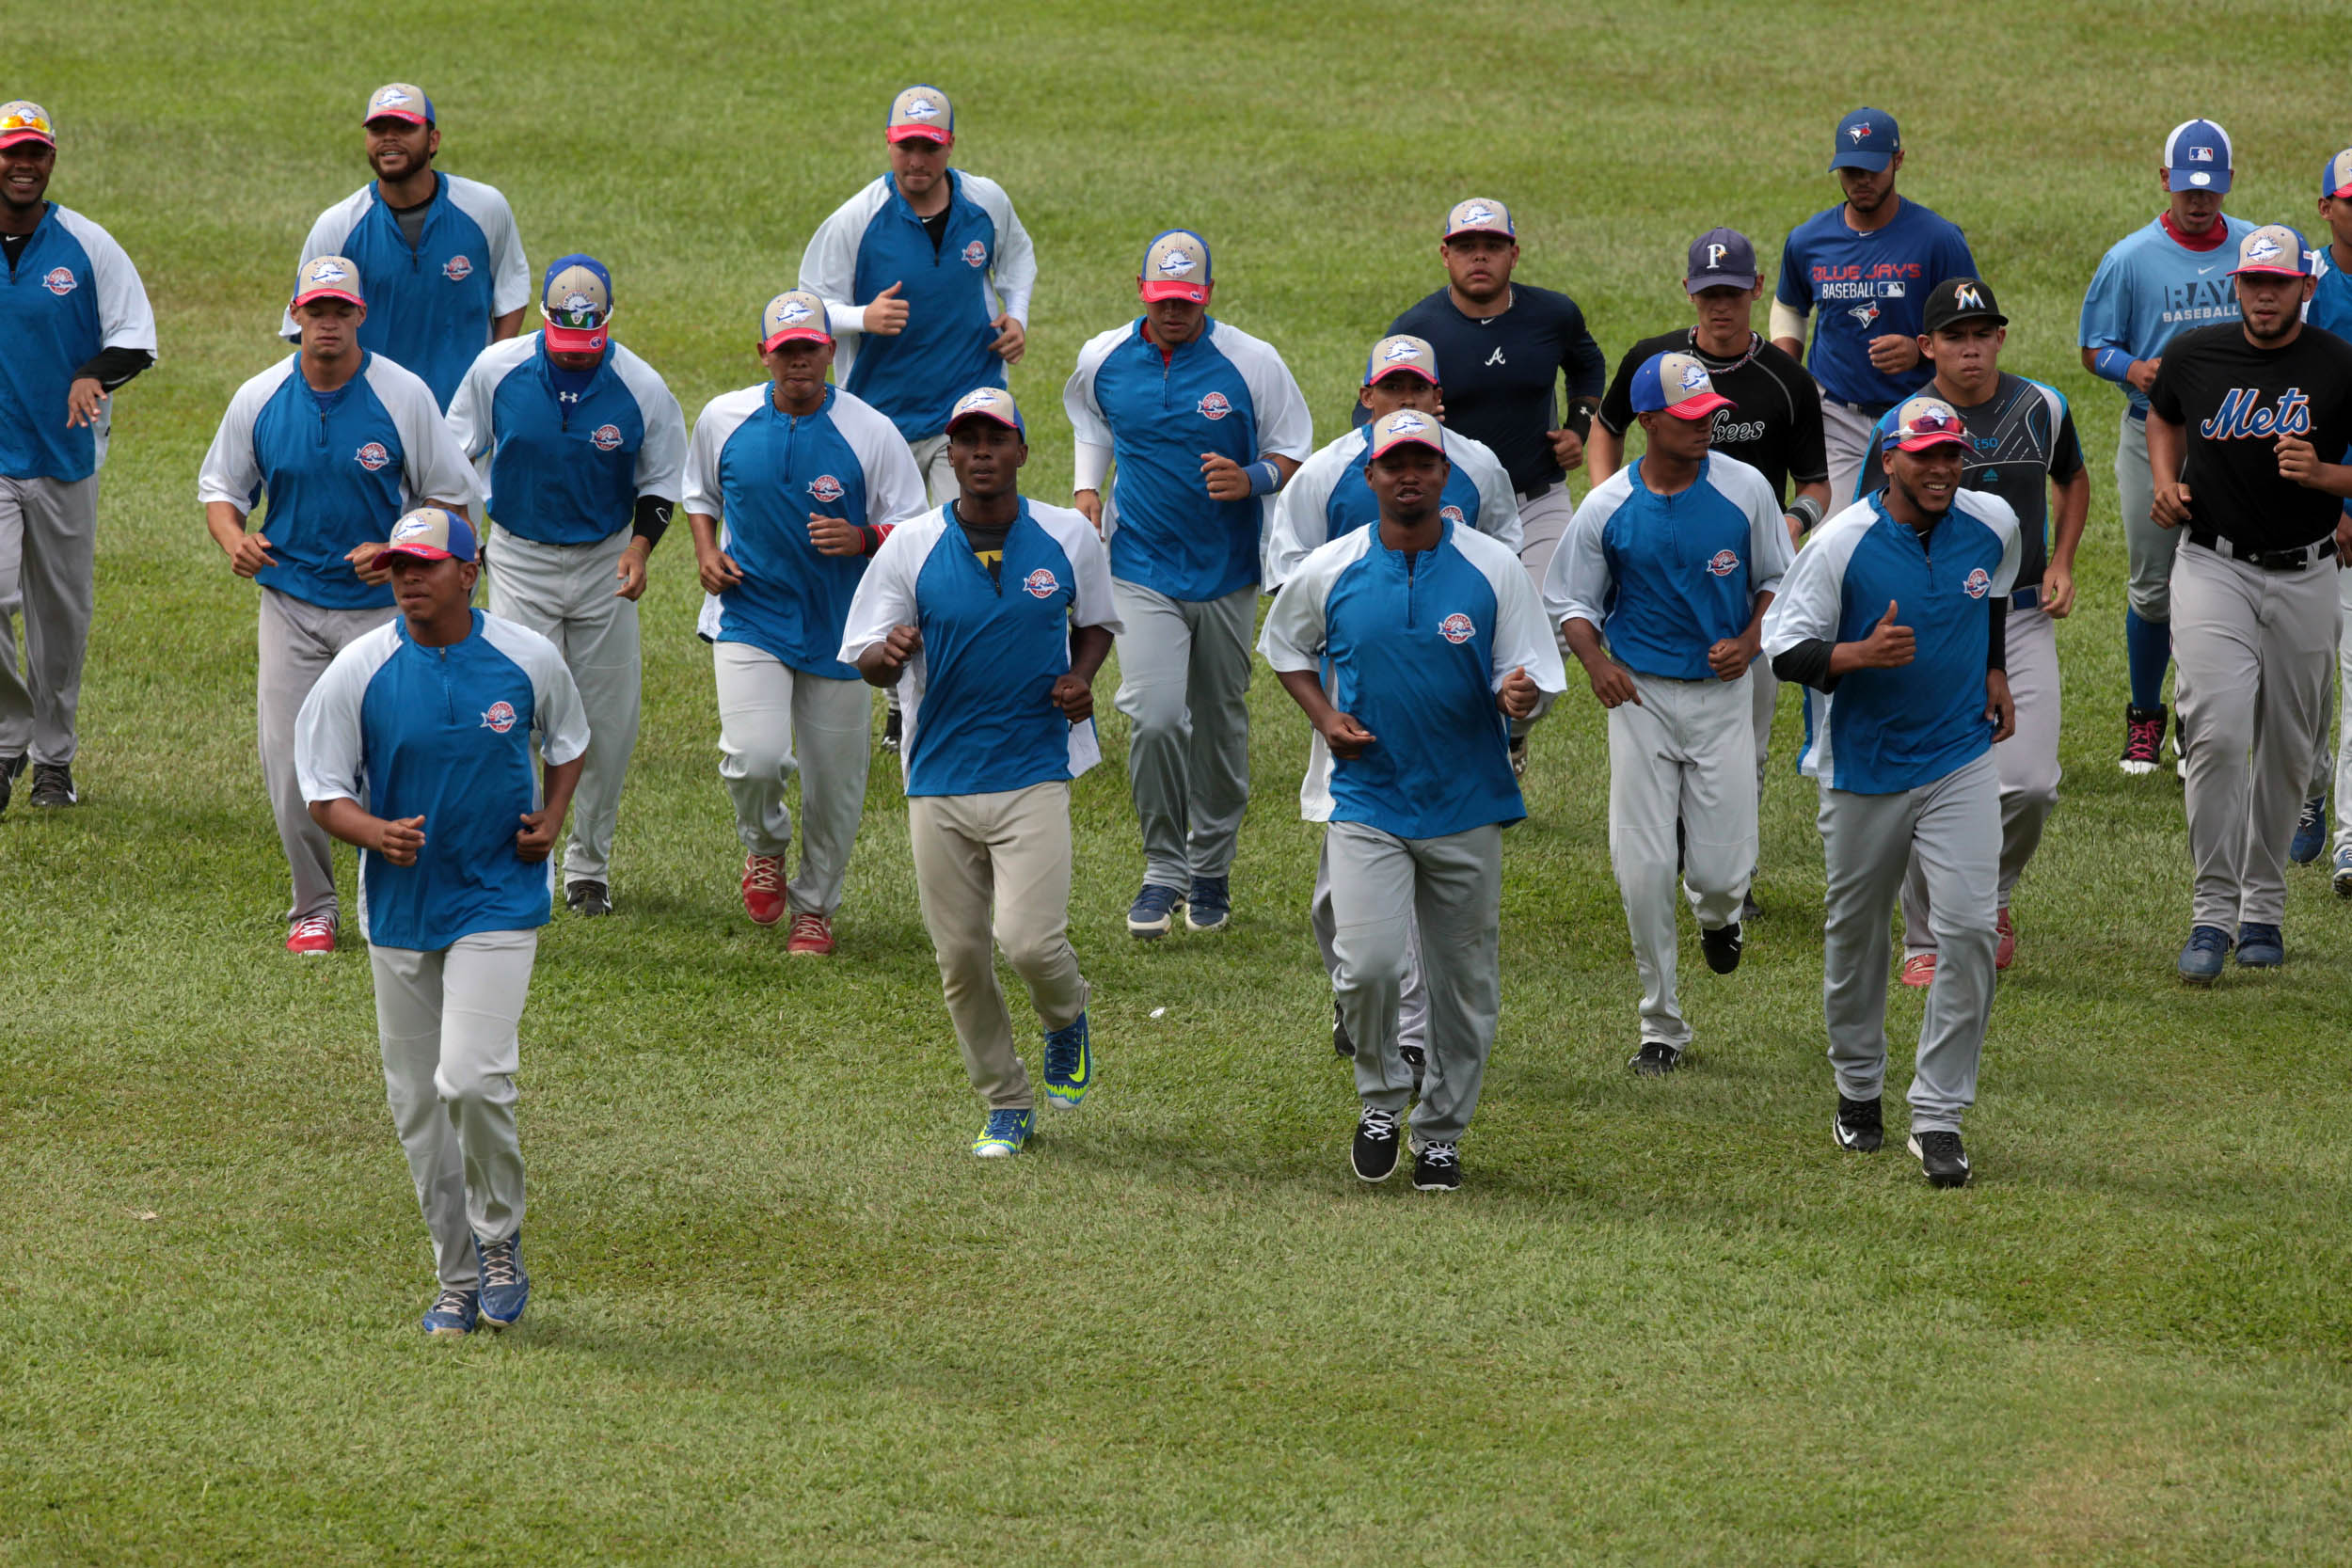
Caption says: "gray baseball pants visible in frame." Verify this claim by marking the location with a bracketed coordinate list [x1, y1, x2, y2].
[2329, 571, 2352, 857]
[371, 928, 536, 1291]
[485, 525, 641, 887]
[1111, 579, 1254, 890]
[2115, 409, 2176, 624]
[1609, 670, 1755, 1048]
[1901, 606, 2060, 956]
[1817, 393, 1883, 517]
[1512, 486, 1576, 741]
[0, 473, 100, 766]
[1311, 836, 1427, 1054]
[712, 640, 871, 917]
[1326, 818, 1502, 1146]
[260, 587, 398, 924]
[1820, 751, 2000, 1133]
[2170, 540, 2335, 930]
[906, 433, 960, 505]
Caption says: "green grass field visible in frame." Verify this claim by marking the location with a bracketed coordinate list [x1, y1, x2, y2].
[8, 2, 2352, 1561]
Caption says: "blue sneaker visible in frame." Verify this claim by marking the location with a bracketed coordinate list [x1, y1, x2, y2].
[2235, 923, 2284, 968]
[2177, 925, 2232, 986]
[1042, 1013, 1092, 1109]
[973, 1107, 1034, 1157]
[421, 1285, 480, 1338]
[2292, 796, 2328, 864]
[475, 1233, 529, 1329]
[1127, 882, 1184, 939]
[2333, 846, 2352, 897]
[1185, 875, 1232, 932]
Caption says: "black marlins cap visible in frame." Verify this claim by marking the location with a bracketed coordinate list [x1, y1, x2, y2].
[1921, 277, 2007, 336]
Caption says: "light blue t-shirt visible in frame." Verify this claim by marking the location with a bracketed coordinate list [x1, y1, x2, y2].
[2078, 214, 2257, 415]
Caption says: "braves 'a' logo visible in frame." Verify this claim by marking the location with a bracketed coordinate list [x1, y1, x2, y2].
[42, 266, 75, 297]
[480, 700, 517, 733]
[1438, 612, 1474, 644]
[443, 255, 473, 283]
[808, 473, 845, 502]
[592, 424, 623, 451]
[1963, 567, 1992, 599]
[1024, 567, 1059, 599]
[961, 239, 987, 268]
[1198, 391, 1231, 420]
[1707, 549, 1739, 578]
[356, 442, 390, 471]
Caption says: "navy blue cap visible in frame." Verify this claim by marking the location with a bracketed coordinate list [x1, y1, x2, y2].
[1830, 107, 1899, 172]
[1685, 227, 1758, 292]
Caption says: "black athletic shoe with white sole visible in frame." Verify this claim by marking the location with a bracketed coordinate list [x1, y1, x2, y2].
[1834, 1094, 1883, 1152]
[27, 762, 74, 807]
[1351, 1106, 1400, 1182]
[0, 752, 18, 816]
[565, 879, 612, 917]
[1412, 1140, 1460, 1191]
[1908, 1130, 1970, 1188]
[1629, 1040, 1682, 1077]
[1700, 920, 1742, 974]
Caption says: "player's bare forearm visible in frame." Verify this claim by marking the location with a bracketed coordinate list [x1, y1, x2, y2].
[1276, 667, 1335, 721]
[309, 797, 423, 864]
[539, 754, 585, 830]
[1771, 336, 1804, 359]
[2050, 469, 2090, 569]
[1585, 425, 1623, 483]
[1070, 625, 1114, 685]
[490, 308, 525, 342]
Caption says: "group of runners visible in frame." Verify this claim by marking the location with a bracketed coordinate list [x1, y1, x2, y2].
[8, 85, 2352, 1333]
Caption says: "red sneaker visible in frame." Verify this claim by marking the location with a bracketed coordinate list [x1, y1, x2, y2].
[286, 915, 337, 956]
[1899, 952, 1936, 989]
[740, 854, 785, 926]
[787, 911, 835, 957]
[1994, 910, 2016, 972]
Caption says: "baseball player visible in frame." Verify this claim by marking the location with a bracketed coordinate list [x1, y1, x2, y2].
[2306, 151, 2352, 893]
[2078, 119, 2255, 779]
[1549, 353, 1792, 1076]
[683, 289, 926, 954]
[1855, 278, 2088, 982]
[285, 84, 529, 411]
[294, 506, 587, 1337]
[199, 256, 478, 954]
[0, 100, 155, 815]
[1763, 397, 2021, 1190]
[1772, 108, 1979, 509]
[1261, 410, 1565, 1191]
[1065, 230, 1311, 939]
[448, 255, 685, 918]
[839, 388, 1120, 1158]
[2147, 226, 2352, 983]
[798, 84, 1036, 756]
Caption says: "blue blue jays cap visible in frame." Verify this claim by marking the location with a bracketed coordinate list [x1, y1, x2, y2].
[1685, 227, 1757, 292]
[383, 506, 477, 564]
[1830, 107, 1899, 172]
[2164, 119, 2233, 192]
[945, 386, 1023, 436]
[1631, 352, 1734, 420]
[363, 83, 433, 126]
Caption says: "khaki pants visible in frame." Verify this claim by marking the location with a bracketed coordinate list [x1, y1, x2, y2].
[260, 587, 398, 924]
[909, 782, 1089, 1113]
[1111, 579, 1255, 889]
[0, 473, 100, 766]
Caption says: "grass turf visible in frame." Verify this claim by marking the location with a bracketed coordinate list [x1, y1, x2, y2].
[7, 1, 2352, 1561]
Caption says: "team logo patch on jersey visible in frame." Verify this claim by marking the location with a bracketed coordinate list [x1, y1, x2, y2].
[1707, 549, 1739, 578]
[1849, 300, 1881, 329]
[1440, 504, 1466, 526]
[480, 700, 517, 734]
[1197, 391, 1232, 420]
[356, 442, 391, 471]
[591, 424, 624, 451]
[41, 266, 75, 297]
[961, 239, 988, 268]
[1023, 567, 1060, 599]
[442, 254, 473, 283]
[808, 474, 845, 503]
[1963, 567, 1992, 599]
[1438, 611, 1475, 644]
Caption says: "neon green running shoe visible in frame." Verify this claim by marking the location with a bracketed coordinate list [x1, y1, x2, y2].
[973, 1107, 1034, 1158]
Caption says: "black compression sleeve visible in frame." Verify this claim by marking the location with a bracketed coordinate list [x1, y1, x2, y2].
[73, 346, 154, 390]
[1772, 638, 1839, 692]
[631, 496, 673, 551]
[1987, 596, 2008, 673]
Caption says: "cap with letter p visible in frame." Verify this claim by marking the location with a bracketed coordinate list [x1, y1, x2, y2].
[2164, 118, 2232, 191]
[1368, 408, 1446, 461]
[1685, 227, 1758, 292]
[1884, 395, 1968, 452]
[759, 289, 832, 351]
[946, 386, 1024, 436]
[1443, 197, 1514, 241]
[1365, 334, 1438, 386]
[886, 84, 952, 145]
[2323, 148, 2352, 200]
[2229, 224, 2311, 279]
[363, 83, 434, 126]
[540, 255, 612, 354]
[292, 254, 365, 309]
[0, 100, 56, 150]
[1631, 352, 1734, 420]
[382, 506, 478, 564]
[1830, 107, 1899, 172]
[1922, 277, 2008, 335]
[1139, 230, 1211, 302]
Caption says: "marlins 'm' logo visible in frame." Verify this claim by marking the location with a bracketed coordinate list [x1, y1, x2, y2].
[1438, 611, 1475, 644]
[1708, 549, 1739, 578]
[1440, 505, 1466, 526]
[42, 266, 75, 297]
[355, 442, 390, 470]
[442, 255, 473, 282]
[591, 424, 623, 451]
[1963, 567, 1992, 599]
[1024, 567, 1059, 599]
[961, 239, 988, 268]
[480, 700, 517, 734]
[1197, 391, 1231, 420]
[808, 473, 845, 502]
[1953, 283, 1987, 312]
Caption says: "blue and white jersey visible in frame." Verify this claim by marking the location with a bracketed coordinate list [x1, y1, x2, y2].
[446, 333, 686, 546]
[1761, 491, 2021, 796]
[837, 499, 1122, 797]
[197, 352, 479, 610]
[294, 610, 589, 952]
[2310, 245, 2352, 341]
[1065, 317, 1313, 602]
[1544, 452, 1792, 682]
[683, 382, 927, 678]
[1262, 422, 1521, 590]
[281, 173, 532, 410]
[0, 202, 155, 483]
[797, 169, 1038, 443]
[2078, 214, 2257, 415]
[1260, 520, 1567, 839]
[1773, 198, 1978, 407]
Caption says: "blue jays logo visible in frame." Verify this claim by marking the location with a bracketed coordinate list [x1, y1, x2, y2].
[41, 266, 74, 297]
[1849, 122, 1873, 144]
[1438, 612, 1475, 644]
[356, 442, 390, 471]
[480, 700, 517, 734]
[808, 473, 845, 502]
[961, 239, 987, 268]
[1850, 300, 1881, 329]
[1440, 504, 1466, 526]
[1024, 567, 1059, 599]
[443, 255, 473, 283]
[1197, 391, 1231, 420]
[592, 424, 623, 451]
[1963, 568, 1992, 600]
[1708, 549, 1739, 578]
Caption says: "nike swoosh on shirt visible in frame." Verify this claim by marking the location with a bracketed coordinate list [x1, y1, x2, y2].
[2198, 265, 2217, 274]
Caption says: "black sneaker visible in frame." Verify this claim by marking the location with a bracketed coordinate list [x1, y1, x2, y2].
[1508, 735, 1529, 778]
[1351, 1106, 1400, 1182]
[1701, 920, 1742, 974]
[1740, 890, 1761, 923]
[0, 752, 19, 816]
[1629, 1040, 1682, 1076]
[565, 879, 612, 917]
[1412, 1139, 1461, 1191]
[1399, 1043, 1426, 1094]
[28, 762, 75, 807]
[1331, 999, 1353, 1058]
[881, 702, 903, 754]
[1834, 1094, 1883, 1152]
[1908, 1129, 1970, 1188]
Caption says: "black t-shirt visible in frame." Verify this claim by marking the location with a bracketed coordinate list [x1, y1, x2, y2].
[955, 507, 1011, 583]
[1856, 372, 2083, 588]
[2148, 323, 2352, 550]
[1, 230, 30, 271]
[1597, 328, 1828, 505]
[922, 209, 951, 255]
[1385, 284, 1607, 492]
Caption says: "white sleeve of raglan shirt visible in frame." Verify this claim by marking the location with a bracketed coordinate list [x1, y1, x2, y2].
[1033, 501, 1123, 635]
[612, 345, 689, 501]
[444, 176, 532, 317]
[1545, 473, 1622, 633]
[1761, 505, 1874, 660]
[799, 182, 890, 340]
[1262, 434, 1346, 591]
[1463, 527, 1568, 700]
[1258, 541, 1340, 675]
[1063, 325, 1123, 457]
[834, 390, 929, 528]
[1450, 430, 1523, 557]
[52, 210, 156, 355]
[837, 510, 934, 664]
[196, 361, 293, 511]
[1219, 325, 1314, 461]
[446, 338, 535, 506]
[294, 623, 402, 805]
[682, 388, 761, 522]
[960, 173, 1037, 325]
[281, 190, 367, 340]
[369, 357, 481, 514]
[1720, 455, 1795, 598]
[483, 616, 591, 768]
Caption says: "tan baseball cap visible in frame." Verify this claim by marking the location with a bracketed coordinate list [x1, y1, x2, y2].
[886, 85, 952, 144]
[1365, 334, 1438, 386]
[760, 289, 832, 351]
[0, 100, 56, 150]
[293, 255, 365, 308]
[363, 83, 433, 126]
[1368, 408, 1445, 461]
[1139, 230, 1211, 302]
[1443, 198, 1514, 240]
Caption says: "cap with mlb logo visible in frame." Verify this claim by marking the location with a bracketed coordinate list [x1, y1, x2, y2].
[1883, 396, 1969, 452]
[382, 507, 478, 564]
[363, 83, 434, 126]
[540, 255, 612, 354]
[886, 85, 953, 145]
[2323, 149, 2352, 200]
[2164, 118, 2232, 191]
[1368, 408, 1446, 460]
[0, 100, 55, 150]
[1365, 334, 1438, 386]
[1630, 352, 1734, 420]
[760, 290, 832, 351]
[946, 386, 1024, 435]
[1443, 198, 1514, 241]
[1921, 277, 2008, 335]
[2228, 224, 2310, 278]
[293, 254, 366, 309]
[1139, 230, 1211, 302]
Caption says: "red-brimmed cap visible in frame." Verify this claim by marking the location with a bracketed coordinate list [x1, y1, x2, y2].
[293, 255, 365, 309]
[383, 507, 477, 563]
[1885, 396, 1969, 452]
[759, 289, 832, 351]
[0, 101, 55, 150]
[886, 85, 952, 145]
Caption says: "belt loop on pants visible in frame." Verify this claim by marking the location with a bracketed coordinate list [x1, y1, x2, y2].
[2185, 528, 2338, 572]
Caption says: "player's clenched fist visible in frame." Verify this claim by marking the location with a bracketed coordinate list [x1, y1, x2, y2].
[694, 542, 744, 594]
[808, 511, 863, 556]
[1317, 709, 1377, 759]
[1200, 452, 1252, 501]
[1494, 665, 1542, 720]
[375, 814, 426, 866]
[1050, 670, 1093, 721]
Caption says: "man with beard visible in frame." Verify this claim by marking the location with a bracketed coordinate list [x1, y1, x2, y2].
[285, 84, 529, 410]
[2148, 226, 2352, 982]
